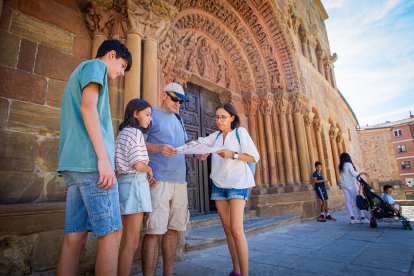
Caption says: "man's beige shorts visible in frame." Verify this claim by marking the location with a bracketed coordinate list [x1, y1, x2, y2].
[145, 181, 189, 235]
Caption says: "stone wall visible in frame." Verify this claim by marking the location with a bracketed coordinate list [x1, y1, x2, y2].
[358, 128, 401, 194]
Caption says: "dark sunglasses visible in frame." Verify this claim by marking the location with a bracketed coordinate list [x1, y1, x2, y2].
[166, 92, 184, 104]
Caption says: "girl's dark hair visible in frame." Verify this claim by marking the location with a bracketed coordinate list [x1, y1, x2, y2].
[216, 103, 240, 130]
[119, 98, 152, 132]
[96, 39, 132, 71]
[315, 161, 322, 167]
[338, 152, 356, 172]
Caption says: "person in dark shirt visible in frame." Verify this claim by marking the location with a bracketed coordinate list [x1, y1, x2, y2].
[312, 161, 336, 222]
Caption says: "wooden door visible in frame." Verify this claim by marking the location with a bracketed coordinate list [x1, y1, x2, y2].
[180, 83, 219, 215]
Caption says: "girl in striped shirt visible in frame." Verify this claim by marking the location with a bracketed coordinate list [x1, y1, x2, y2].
[115, 98, 155, 276]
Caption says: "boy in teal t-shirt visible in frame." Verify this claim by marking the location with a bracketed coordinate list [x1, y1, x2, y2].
[56, 40, 132, 275]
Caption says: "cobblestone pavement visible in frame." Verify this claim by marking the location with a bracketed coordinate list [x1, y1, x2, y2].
[168, 210, 414, 276]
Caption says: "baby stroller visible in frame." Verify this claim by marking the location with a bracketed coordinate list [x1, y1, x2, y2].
[356, 176, 412, 230]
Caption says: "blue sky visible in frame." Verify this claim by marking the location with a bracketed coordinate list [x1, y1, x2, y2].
[321, 0, 414, 126]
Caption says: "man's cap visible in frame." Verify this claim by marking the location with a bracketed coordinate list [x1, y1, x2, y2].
[163, 83, 189, 102]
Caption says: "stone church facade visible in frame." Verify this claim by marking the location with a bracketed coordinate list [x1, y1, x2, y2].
[0, 0, 363, 273]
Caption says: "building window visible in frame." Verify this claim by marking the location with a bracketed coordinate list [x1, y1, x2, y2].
[401, 161, 411, 170]
[393, 129, 403, 137]
[398, 144, 407, 153]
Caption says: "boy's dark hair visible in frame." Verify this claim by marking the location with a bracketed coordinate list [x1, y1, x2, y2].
[119, 98, 151, 132]
[383, 184, 394, 192]
[338, 152, 356, 172]
[96, 39, 132, 71]
[315, 161, 322, 167]
[216, 103, 240, 130]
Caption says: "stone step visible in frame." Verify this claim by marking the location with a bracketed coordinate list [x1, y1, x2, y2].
[189, 210, 257, 229]
[185, 214, 301, 252]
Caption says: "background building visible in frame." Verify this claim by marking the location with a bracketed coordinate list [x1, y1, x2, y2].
[359, 114, 414, 199]
[0, 0, 363, 274]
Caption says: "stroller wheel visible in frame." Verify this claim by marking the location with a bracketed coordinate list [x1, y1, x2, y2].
[402, 221, 408, 230]
[370, 218, 377, 228]
[407, 221, 413, 230]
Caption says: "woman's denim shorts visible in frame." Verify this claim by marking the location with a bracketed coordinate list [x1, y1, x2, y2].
[211, 183, 249, 201]
[62, 171, 122, 238]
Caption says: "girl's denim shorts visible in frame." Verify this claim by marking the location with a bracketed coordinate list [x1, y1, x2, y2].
[211, 183, 249, 201]
[118, 172, 152, 215]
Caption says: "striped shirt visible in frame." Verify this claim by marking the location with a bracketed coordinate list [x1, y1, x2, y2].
[115, 127, 149, 175]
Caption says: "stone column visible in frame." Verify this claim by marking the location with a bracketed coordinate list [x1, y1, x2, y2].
[92, 35, 107, 58]
[324, 59, 332, 85]
[142, 39, 158, 106]
[313, 118, 327, 179]
[242, 92, 263, 190]
[304, 112, 316, 170]
[337, 130, 344, 155]
[287, 112, 300, 184]
[329, 126, 340, 185]
[291, 93, 310, 184]
[257, 112, 269, 186]
[272, 111, 285, 185]
[124, 33, 142, 105]
[299, 29, 308, 59]
[316, 48, 324, 75]
[275, 92, 294, 185]
[127, 0, 176, 106]
[261, 93, 278, 187]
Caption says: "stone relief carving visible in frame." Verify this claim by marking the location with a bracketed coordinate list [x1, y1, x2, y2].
[242, 91, 260, 116]
[274, 91, 289, 115]
[304, 112, 315, 126]
[83, 1, 116, 38]
[290, 92, 308, 114]
[313, 118, 322, 132]
[260, 93, 274, 115]
[329, 126, 339, 140]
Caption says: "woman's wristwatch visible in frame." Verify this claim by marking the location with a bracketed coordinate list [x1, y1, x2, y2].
[233, 152, 239, 160]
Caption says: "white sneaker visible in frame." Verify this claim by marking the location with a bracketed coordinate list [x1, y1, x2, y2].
[360, 218, 370, 224]
[350, 218, 360, 224]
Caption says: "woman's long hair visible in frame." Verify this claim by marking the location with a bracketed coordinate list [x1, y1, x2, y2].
[216, 103, 240, 130]
[339, 152, 356, 172]
[119, 98, 152, 132]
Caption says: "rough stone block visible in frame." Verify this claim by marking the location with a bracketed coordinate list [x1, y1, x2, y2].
[0, 98, 9, 128]
[0, 65, 47, 104]
[44, 174, 65, 202]
[0, 5, 12, 31]
[73, 24, 92, 60]
[19, 0, 82, 34]
[34, 44, 82, 81]
[17, 38, 37, 72]
[35, 137, 59, 171]
[46, 79, 66, 108]
[10, 11, 74, 53]
[109, 78, 120, 118]
[0, 235, 32, 275]
[8, 100, 60, 133]
[0, 30, 20, 68]
[0, 130, 35, 172]
[0, 202, 65, 235]
[32, 229, 64, 271]
[0, 172, 43, 204]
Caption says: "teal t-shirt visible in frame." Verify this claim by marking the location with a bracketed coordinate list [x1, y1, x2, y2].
[57, 59, 115, 173]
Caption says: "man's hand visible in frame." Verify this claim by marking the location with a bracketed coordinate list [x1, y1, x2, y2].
[160, 144, 178, 157]
[195, 153, 210, 160]
[97, 159, 116, 190]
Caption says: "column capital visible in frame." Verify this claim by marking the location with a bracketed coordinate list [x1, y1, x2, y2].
[80, 0, 117, 38]
[260, 93, 274, 116]
[242, 91, 260, 116]
[336, 130, 344, 143]
[290, 92, 309, 114]
[127, 0, 177, 39]
[219, 90, 243, 105]
[329, 126, 339, 140]
[313, 117, 322, 132]
[304, 112, 315, 126]
[274, 91, 289, 115]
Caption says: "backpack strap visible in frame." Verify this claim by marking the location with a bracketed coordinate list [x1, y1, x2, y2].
[174, 113, 189, 143]
[215, 128, 241, 146]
